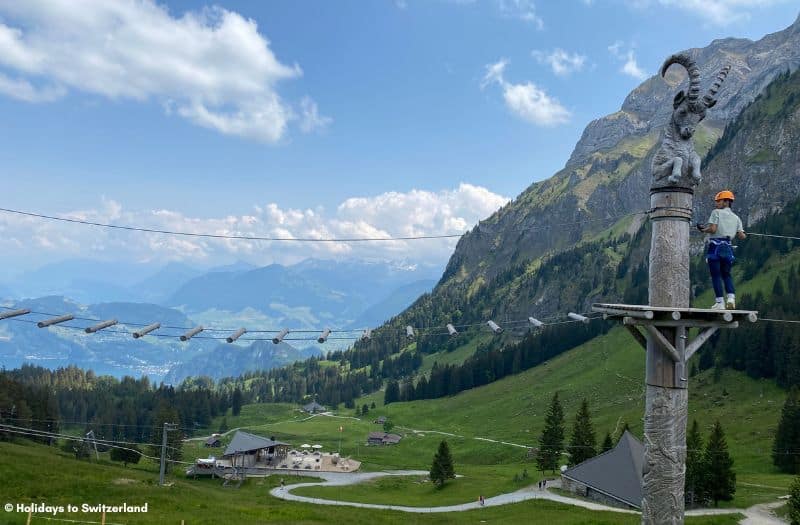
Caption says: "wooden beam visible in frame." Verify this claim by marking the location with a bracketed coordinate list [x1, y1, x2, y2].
[643, 325, 681, 363]
[625, 324, 648, 350]
[685, 327, 719, 360]
[593, 305, 654, 319]
[623, 317, 739, 329]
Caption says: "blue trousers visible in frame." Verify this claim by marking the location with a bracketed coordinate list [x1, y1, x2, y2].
[708, 257, 734, 298]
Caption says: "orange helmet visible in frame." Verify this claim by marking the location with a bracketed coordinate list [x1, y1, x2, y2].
[714, 190, 735, 201]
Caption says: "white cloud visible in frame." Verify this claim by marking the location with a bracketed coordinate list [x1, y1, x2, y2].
[482, 59, 571, 126]
[299, 96, 333, 133]
[0, 1, 322, 143]
[621, 51, 648, 80]
[629, 0, 790, 26]
[608, 41, 649, 81]
[532, 49, 587, 76]
[0, 185, 510, 271]
[497, 0, 544, 28]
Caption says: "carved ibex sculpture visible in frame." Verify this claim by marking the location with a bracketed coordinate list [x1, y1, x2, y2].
[652, 53, 730, 187]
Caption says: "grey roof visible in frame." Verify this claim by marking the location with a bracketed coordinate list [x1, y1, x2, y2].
[205, 436, 221, 445]
[303, 401, 326, 412]
[223, 431, 289, 456]
[561, 431, 644, 508]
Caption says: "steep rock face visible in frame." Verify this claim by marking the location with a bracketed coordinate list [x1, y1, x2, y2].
[444, 17, 800, 298]
[359, 17, 800, 351]
[697, 69, 800, 226]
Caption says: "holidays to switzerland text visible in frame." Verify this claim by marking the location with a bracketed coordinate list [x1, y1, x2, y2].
[10, 503, 148, 515]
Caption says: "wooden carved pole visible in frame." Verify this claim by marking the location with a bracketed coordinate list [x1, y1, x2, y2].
[641, 53, 730, 524]
[642, 189, 691, 523]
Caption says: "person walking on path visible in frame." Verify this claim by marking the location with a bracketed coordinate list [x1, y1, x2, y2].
[697, 190, 746, 309]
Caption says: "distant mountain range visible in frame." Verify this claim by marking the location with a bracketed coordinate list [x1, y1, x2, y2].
[0, 258, 440, 382]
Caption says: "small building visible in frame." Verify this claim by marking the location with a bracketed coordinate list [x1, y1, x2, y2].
[302, 401, 327, 414]
[560, 430, 644, 510]
[374, 416, 387, 425]
[223, 431, 291, 468]
[205, 436, 222, 448]
[367, 431, 402, 445]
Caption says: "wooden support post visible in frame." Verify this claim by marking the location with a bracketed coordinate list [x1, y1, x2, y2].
[685, 327, 719, 360]
[643, 188, 692, 524]
[625, 325, 648, 350]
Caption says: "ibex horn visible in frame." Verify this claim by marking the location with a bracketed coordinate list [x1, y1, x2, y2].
[660, 53, 702, 105]
[702, 65, 731, 108]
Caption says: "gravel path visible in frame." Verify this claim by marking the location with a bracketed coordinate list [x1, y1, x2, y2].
[270, 474, 638, 514]
[271, 473, 788, 523]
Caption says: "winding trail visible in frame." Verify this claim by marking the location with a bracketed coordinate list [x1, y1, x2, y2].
[271, 472, 787, 523]
[270, 474, 639, 514]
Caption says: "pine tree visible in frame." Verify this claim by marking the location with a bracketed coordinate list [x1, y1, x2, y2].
[685, 419, 706, 507]
[149, 404, 183, 474]
[704, 421, 736, 506]
[429, 440, 456, 487]
[110, 445, 141, 467]
[384, 380, 400, 405]
[232, 387, 243, 417]
[774, 386, 800, 474]
[601, 432, 613, 453]
[788, 475, 800, 525]
[568, 398, 597, 466]
[536, 392, 565, 473]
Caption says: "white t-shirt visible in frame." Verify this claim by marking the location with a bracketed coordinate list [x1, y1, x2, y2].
[708, 207, 743, 239]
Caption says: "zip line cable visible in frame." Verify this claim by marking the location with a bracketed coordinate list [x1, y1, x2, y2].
[1, 310, 601, 342]
[0, 304, 602, 340]
[0, 206, 648, 243]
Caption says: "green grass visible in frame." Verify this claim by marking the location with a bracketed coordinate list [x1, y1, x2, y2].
[417, 334, 490, 376]
[293, 465, 535, 506]
[199, 326, 792, 509]
[0, 440, 743, 525]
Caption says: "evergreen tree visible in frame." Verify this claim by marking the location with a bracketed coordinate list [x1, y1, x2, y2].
[704, 421, 736, 506]
[536, 392, 565, 473]
[362, 403, 369, 416]
[110, 445, 141, 467]
[788, 475, 800, 525]
[232, 387, 243, 417]
[685, 419, 706, 507]
[218, 417, 228, 434]
[568, 398, 597, 466]
[429, 440, 456, 487]
[601, 432, 613, 453]
[149, 404, 183, 474]
[774, 386, 800, 474]
[384, 380, 400, 405]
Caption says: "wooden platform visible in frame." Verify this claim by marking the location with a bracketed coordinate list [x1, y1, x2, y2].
[592, 303, 759, 365]
[592, 303, 758, 325]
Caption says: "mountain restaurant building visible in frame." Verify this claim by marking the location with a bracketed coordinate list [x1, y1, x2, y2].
[560, 431, 644, 510]
[223, 431, 291, 468]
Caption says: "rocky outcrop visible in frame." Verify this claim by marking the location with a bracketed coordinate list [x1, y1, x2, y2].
[375, 16, 800, 343]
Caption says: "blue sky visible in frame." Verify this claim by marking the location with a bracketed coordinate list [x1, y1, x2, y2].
[0, 0, 797, 274]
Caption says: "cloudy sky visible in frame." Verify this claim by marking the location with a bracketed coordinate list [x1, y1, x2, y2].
[0, 0, 796, 276]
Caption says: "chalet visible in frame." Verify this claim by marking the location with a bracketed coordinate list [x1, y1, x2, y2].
[374, 416, 387, 425]
[302, 401, 327, 414]
[367, 431, 402, 445]
[223, 431, 291, 468]
[205, 436, 222, 448]
[560, 431, 644, 510]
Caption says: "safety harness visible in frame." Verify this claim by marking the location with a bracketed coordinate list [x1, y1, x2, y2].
[707, 237, 734, 262]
